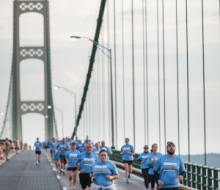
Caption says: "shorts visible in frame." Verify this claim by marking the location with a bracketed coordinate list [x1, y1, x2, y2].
[91, 182, 117, 190]
[159, 188, 179, 190]
[67, 167, 77, 171]
[54, 156, 60, 161]
[35, 151, 41, 155]
[59, 155, 67, 165]
[79, 173, 92, 189]
[123, 160, 133, 165]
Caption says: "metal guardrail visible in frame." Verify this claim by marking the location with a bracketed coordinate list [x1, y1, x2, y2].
[109, 150, 220, 190]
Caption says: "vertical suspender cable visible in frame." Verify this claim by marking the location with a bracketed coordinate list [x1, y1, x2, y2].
[145, 0, 149, 145]
[162, 0, 166, 150]
[186, 0, 190, 162]
[102, 28, 105, 141]
[201, 0, 206, 165]
[122, 0, 126, 138]
[97, 50, 100, 140]
[142, 0, 146, 144]
[113, 0, 118, 148]
[157, 0, 161, 151]
[176, 0, 180, 156]
[131, 0, 136, 148]
[107, 0, 111, 144]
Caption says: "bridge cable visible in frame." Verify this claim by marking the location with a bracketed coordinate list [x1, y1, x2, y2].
[157, 0, 161, 152]
[176, 0, 180, 156]
[142, 0, 146, 145]
[185, 0, 190, 162]
[201, 0, 207, 165]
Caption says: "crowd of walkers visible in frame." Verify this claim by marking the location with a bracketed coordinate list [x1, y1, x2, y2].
[33, 136, 186, 190]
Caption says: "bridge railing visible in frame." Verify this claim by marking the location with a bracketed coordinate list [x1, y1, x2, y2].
[109, 150, 220, 190]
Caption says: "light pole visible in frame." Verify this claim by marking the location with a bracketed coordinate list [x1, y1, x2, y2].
[70, 35, 115, 149]
[54, 86, 77, 135]
[48, 106, 64, 138]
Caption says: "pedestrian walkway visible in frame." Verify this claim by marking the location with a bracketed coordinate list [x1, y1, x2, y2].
[0, 150, 62, 190]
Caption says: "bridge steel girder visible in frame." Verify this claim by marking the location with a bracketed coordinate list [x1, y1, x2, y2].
[12, 0, 54, 141]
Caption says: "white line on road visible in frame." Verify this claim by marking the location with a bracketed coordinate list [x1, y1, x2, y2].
[57, 175, 60, 179]
[62, 187, 67, 190]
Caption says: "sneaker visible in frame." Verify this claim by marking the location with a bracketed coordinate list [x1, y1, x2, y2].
[72, 185, 76, 190]
[126, 179, 129, 184]
[69, 181, 72, 187]
[128, 173, 130, 179]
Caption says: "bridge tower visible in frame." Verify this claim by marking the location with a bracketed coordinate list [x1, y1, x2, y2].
[12, 0, 54, 140]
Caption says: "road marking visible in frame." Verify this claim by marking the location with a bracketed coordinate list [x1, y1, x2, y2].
[57, 175, 60, 179]
[63, 187, 67, 190]
[53, 168, 56, 170]
[117, 168, 144, 181]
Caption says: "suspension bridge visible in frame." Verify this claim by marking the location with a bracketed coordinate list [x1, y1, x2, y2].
[0, 0, 220, 189]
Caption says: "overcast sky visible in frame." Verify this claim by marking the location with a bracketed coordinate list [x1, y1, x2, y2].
[0, 0, 220, 156]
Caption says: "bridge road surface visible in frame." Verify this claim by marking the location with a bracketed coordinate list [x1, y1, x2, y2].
[44, 150, 147, 190]
[0, 150, 62, 190]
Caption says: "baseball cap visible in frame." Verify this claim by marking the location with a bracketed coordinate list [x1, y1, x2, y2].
[167, 141, 175, 147]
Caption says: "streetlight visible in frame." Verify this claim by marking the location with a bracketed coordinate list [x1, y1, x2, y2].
[54, 86, 77, 135]
[70, 35, 115, 149]
[48, 105, 64, 138]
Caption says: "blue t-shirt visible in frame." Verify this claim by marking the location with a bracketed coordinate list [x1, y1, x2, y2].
[77, 143, 84, 152]
[50, 141, 57, 151]
[148, 152, 163, 175]
[120, 144, 134, 161]
[100, 146, 113, 154]
[153, 154, 186, 188]
[66, 149, 80, 168]
[92, 148, 101, 157]
[83, 139, 92, 144]
[92, 161, 119, 187]
[75, 152, 98, 173]
[57, 142, 70, 156]
[43, 141, 48, 147]
[138, 151, 151, 169]
[74, 140, 80, 147]
[34, 141, 42, 151]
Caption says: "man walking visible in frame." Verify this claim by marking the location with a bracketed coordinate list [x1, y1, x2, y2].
[153, 141, 186, 190]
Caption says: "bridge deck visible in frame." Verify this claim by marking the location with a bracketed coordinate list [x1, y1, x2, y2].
[0, 150, 147, 190]
[0, 150, 62, 190]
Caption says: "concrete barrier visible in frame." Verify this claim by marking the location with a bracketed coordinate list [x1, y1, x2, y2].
[112, 160, 197, 190]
